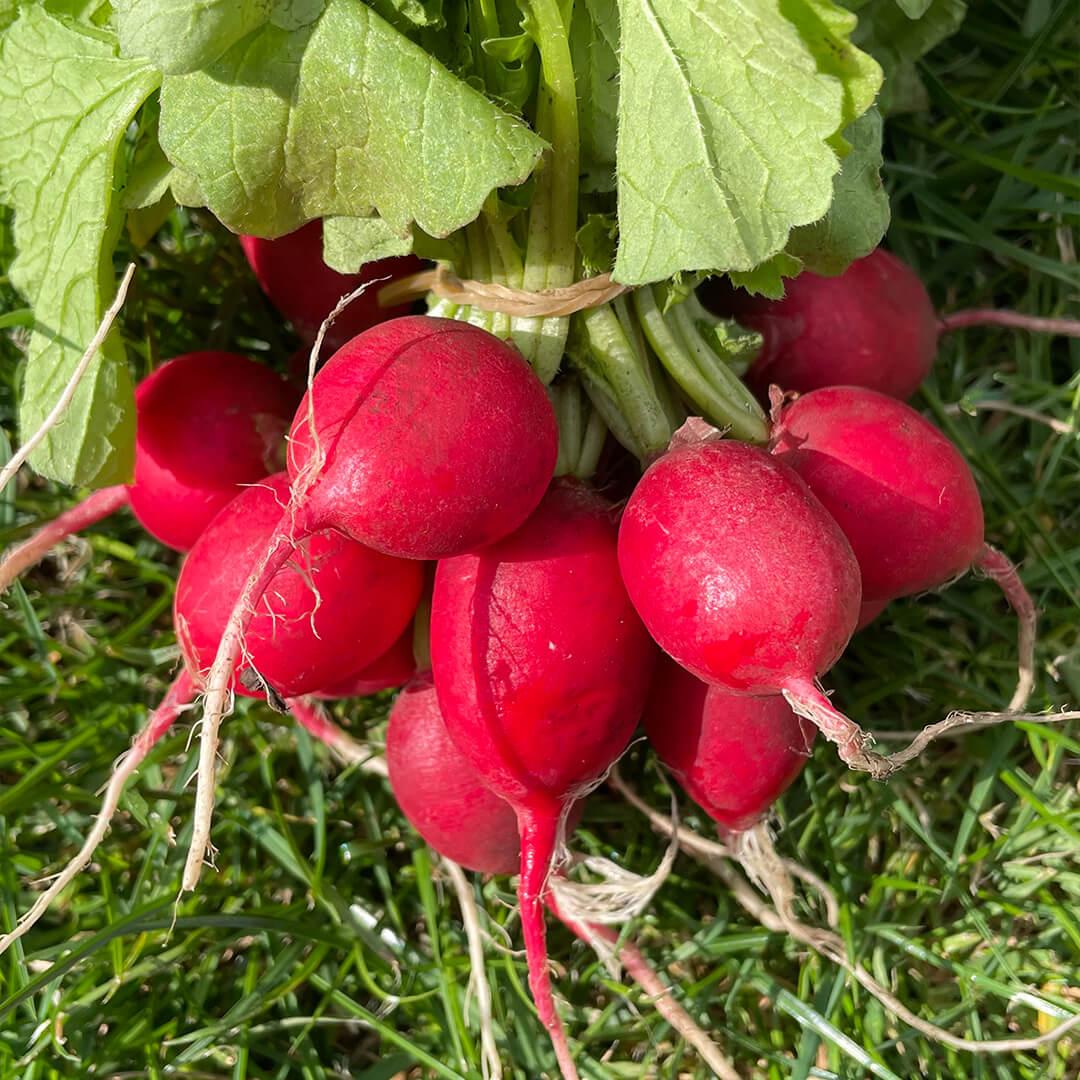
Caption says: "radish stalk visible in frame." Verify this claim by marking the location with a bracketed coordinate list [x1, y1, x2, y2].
[0, 485, 128, 594]
[634, 285, 769, 443]
[516, 0, 579, 382]
[938, 308, 1080, 337]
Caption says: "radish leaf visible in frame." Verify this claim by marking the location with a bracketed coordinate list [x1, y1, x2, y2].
[149, 0, 545, 241]
[0, 8, 158, 485]
[612, 0, 881, 285]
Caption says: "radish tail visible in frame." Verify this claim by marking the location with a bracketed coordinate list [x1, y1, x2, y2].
[0, 668, 195, 958]
[517, 801, 579, 1080]
[0, 485, 129, 594]
[615, 770, 1080, 1054]
[547, 893, 740, 1080]
[781, 680, 893, 779]
[974, 543, 1037, 711]
[939, 308, 1080, 338]
[182, 516, 301, 893]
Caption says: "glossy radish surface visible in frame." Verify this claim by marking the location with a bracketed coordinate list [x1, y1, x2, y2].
[287, 316, 558, 559]
[715, 250, 938, 401]
[645, 656, 814, 834]
[770, 386, 1036, 712]
[618, 435, 861, 695]
[770, 386, 985, 603]
[241, 220, 423, 349]
[431, 479, 656, 1077]
[129, 351, 296, 550]
[176, 474, 422, 699]
[317, 626, 417, 698]
[387, 673, 522, 875]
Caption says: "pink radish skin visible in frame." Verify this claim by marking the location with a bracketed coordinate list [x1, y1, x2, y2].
[176, 474, 422, 700]
[709, 248, 1080, 401]
[0, 352, 295, 593]
[241, 221, 422, 350]
[772, 387, 985, 602]
[181, 316, 557, 895]
[317, 626, 417, 699]
[615, 433, 893, 776]
[771, 386, 1036, 709]
[645, 656, 815, 835]
[736, 250, 938, 401]
[286, 316, 558, 559]
[431, 480, 657, 1080]
[129, 351, 296, 550]
[856, 596, 889, 631]
[618, 437, 860, 695]
[387, 673, 528, 875]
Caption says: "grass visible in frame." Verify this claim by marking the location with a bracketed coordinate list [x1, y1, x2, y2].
[1, 6, 1079, 1079]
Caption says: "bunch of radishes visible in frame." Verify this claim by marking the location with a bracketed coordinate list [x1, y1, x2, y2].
[4, 225, 1068, 1077]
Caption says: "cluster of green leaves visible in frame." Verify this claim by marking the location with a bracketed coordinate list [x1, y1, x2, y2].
[0, 0, 904, 487]
[2, 5, 1077, 1072]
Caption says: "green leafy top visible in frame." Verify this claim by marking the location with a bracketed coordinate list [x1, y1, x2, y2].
[0, 0, 903, 485]
[611, 0, 881, 285]
[0, 7, 158, 485]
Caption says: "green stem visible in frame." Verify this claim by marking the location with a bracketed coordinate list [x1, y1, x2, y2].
[571, 303, 682, 461]
[552, 380, 584, 478]
[462, 221, 495, 334]
[577, 405, 608, 480]
[516, 0, 579, 383]
[634, 286, 768, 444]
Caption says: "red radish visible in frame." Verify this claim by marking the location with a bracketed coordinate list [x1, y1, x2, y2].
[317, 626, 417, 699]
[386, 669, 738, 1079]
[128, 352, 296, 550]
[431, 480, 657, 1079]
[241, 221, 423, 350]
[771, 386, 1036, 709]
[616, 431, 890, 776]
[285, 316, 558, 559]
[644, 656, 814, 835]
[176, 473, 423, 700]
[642, 657, 823, 940]
[387, 673, 526, 875]
[737, 250, 937, 400]
[709, 249, 1080, 401]
[0, 352, 295, 592]
[183, 316, 557, 891]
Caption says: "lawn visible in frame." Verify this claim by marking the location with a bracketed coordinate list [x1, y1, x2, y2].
[1, 3, 1078, 1079]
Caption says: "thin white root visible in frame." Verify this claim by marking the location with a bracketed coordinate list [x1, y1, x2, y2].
[549, 806, 679, 926]
[0, 669, 194, 958]
[181, 534, 296, 893]
[442, 858, 503, 1080]
[870, 707, 1080, 774]
[301, 279, 385, 476]
[547, 893, 742, 1080]
[0, 264, 136, 496]
[612, 771, 1080, 1055]
[183, 282, 381, 894]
